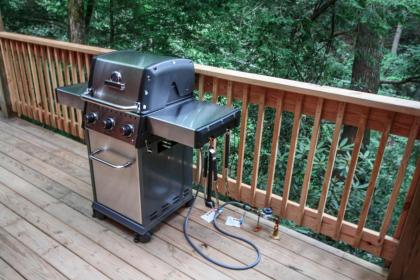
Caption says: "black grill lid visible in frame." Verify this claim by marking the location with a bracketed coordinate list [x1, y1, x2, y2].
[89, 51, 195, 114]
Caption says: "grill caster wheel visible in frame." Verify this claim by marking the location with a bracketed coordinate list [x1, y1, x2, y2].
[184, 198, 194, 208]
[134, 232, 151, 243]
[92, 210, 106, 220]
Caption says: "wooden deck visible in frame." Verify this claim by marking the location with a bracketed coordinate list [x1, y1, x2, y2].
[0, 117, 387, 280]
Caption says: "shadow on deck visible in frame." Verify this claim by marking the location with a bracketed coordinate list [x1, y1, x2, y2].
[0, 117, 387, 279]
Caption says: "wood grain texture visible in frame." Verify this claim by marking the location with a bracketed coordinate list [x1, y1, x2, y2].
[265, 95, 284, 207]
[236, 85, 249, 200]
[334, 111, 369, 239]
[393, 157, 420, 240]
[250, 93, 266, 205]
[298, 98, 324, 224]
[281, 95, 303, 216]
[388, 175, 420, 280]
[378, 117, 420, 247]
[353, 115, 393, 247]
[315, 102, 346, 232]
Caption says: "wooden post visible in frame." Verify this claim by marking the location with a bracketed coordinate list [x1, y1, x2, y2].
[0, 9, 13, 118]
[388, 178, 420, 279]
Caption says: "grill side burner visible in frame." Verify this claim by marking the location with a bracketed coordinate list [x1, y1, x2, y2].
[56, 51, 240, 242]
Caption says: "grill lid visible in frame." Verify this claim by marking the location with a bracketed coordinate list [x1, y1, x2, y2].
[89, 51, 195, 114]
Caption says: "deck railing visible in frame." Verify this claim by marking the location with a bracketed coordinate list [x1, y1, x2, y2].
[0, 31, 419, 265]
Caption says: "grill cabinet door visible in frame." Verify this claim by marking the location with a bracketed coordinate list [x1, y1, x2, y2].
[88, 130, 142, 223]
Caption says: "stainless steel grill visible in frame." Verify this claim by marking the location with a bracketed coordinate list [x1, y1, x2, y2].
[56, 51, 240, 242]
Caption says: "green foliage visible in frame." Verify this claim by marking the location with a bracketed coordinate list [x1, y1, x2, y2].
[2, 0, 419, 266]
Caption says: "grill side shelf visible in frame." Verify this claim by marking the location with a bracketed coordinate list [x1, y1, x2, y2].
[146, 100, 240, 148]
[55, 83, 87, 110]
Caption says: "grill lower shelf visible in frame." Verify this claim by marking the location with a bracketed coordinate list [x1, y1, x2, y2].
[146, 99, 240, 148]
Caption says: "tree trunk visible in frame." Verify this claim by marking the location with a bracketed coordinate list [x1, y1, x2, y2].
[341, 22, 382, 147]
[109, 0, 115, 47]
[85, 0, 95, 38]
[68, 0, 85, 43]
[391, 24, 402, 55]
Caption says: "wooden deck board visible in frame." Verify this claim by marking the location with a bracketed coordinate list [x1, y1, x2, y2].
[0, 117, 387, 280]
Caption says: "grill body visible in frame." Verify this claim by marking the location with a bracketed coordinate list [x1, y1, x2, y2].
[56, 51, 239, 240]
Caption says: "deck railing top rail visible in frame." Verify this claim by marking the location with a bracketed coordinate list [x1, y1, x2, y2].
[1, 31, 419, 117]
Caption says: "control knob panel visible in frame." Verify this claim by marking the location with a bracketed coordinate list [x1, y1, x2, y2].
[84, 103, 140, 145]
[103, 117, 115, 130]
[120, 124, 134, 137]
[85, 112, 98, 124]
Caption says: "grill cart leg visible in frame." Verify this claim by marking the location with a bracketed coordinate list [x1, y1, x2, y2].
[134, 232, 151, 243]
[92, 209, 106, 220]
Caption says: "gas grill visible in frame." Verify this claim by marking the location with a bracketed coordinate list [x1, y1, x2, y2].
[56, 51, 240, 242]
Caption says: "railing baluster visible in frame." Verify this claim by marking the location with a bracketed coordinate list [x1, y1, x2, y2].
[40, 46, 57, 128]
[0, 39, 17, 114]
[46, 47, 63, 130]
[68, 51, 84, 138]
[393, 157, 420, 240]
[221, 81, 233, 195]
[27, 43, 44, 122]
[54, 48, 70, 133]
[211, 77, 218, 103]
[15, 41, 33, 118]
[34, 45, 52, 126]
[6, 40, 24, 115]
[84, 53, 91, 80]
[76, 52, 85, 82]
[353, 114, 394, 246]
[280, 95, 303, 217]
[377, 117, 420, 248]
[298, 98, 324, 224]
[198, 74, 204, 101]
[226, 80, 233, 107]
[63, 50, 77, 136]
[21, 42, 38, 120]
[250, 93, 266, 205]
[236, 85, 249, 201]
[315, 102, 346, 232]
[265, 95, 284, 207]
[334, 110, 369, 239]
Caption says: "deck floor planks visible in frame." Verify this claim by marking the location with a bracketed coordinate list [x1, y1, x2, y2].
[0, 131, 91, 184]
[0, 180, 153, 280]
[0, 117, 387, 280]
[0, 227, 67, 280]
[0, 167, 228, 280]
[0, 203, 110, 280]
[191, 196, 387, 280]
[0, 257, 25, 280]
[174, 206, 352, 280]
[0, 148, 234, 280]
[1, 115, 386, 279]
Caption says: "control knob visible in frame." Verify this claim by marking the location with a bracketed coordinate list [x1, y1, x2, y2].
[103, 117, 115, 130]
[121, 124, 134, 137]
[85, 112, 98, 124]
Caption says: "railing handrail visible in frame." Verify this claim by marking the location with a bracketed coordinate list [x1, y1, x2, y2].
[195, 64, 420, 117]
[1, 31, 420, 117]
[0, 31, 111, 55]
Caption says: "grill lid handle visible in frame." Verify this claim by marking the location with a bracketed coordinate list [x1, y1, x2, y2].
[81, 90, 140, 113]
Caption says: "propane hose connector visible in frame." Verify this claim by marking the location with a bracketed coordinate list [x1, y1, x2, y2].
[183, 147, 261, 270]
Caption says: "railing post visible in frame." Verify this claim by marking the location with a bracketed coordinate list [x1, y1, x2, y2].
[0, 9, 13, 118]
[388, 179, 420, 279]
